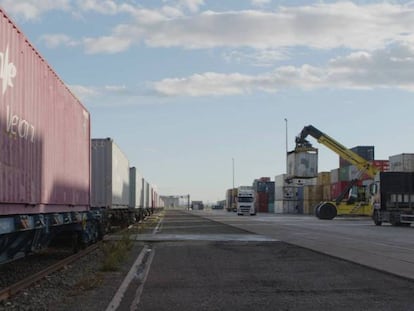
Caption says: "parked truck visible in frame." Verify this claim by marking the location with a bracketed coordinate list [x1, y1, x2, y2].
[236, 186, 256, 216]
[371, 172, 414, 226]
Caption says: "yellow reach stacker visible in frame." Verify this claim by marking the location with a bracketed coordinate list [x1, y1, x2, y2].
[294, 125, 378, 220]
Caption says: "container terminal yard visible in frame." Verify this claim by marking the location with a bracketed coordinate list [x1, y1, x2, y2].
[1, 3, 414, 311]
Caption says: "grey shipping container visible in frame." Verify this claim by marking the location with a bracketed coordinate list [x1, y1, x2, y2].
[340, 146, 374, 167]
[91, 138, 130, 209]
[389, 154, 414, 172]
[287, 150, 318, 179]
[129, 167, 143, 209]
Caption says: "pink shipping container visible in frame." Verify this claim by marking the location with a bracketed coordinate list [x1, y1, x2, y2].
[0, 8, 90, 216]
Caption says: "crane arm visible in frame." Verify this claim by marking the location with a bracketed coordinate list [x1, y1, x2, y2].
[295, 125, 378, 178]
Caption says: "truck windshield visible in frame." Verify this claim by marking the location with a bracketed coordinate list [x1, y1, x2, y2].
[238, 197, 253, 203]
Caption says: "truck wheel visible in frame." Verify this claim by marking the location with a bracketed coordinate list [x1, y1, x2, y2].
[314, 203, 323, 219]
[373, 210, 382, 226]
[318, 202, 337, 220]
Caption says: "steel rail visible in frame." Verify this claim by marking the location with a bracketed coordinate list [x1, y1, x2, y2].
[0, 243, 101, 302]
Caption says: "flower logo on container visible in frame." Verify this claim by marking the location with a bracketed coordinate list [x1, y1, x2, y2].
[0, 44, 17, 96]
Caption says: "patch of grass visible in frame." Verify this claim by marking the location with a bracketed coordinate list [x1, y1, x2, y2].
[100, 234, 133, 271]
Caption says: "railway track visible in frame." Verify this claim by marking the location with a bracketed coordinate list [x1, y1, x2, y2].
[0, 243, 101, 302]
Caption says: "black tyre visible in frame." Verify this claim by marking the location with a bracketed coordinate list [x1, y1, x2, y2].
[372, 210, 382, 226]
[314, 203, 323, 219]
[318, 202, 337, 220]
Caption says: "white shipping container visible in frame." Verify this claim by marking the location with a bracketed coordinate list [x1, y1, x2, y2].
[290, 178, 317, 186]
[275, 186, 300, 201]
[129, 167, 143, 209]
[275, 174, 288, 187]
[275, 200, 300, 214]
[389, 154, 414, 172]
[287, 150, 318, 179]
[91, 138, 130, 209]
[275, 174, 316, 188]
[145, 181, 150, 208]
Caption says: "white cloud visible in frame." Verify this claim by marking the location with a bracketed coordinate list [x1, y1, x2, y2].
[178, 0, 205, 13]
[251, 0, 271, 8]
[0, 0, 70, 20]
[40, 34, 79, 48]
[152, 43, 414, 96]
[69, 85, 99, 101]
[77, 0, 116, 15]
[104, 85, 127, 92]
[223, 49, 288, 67]
[83, 36, 131, 54]
[81, 2, 414, 54]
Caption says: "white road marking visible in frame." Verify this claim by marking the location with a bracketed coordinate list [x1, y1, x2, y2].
[105, 246, 150, 311]
[130, 249, 155, 311]
[152, 216, 163, 234]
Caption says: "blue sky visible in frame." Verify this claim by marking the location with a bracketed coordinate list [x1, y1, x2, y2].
[2, 0, 414, 203]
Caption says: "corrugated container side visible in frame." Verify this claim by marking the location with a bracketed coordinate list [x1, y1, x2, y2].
[389, 154, 414, 172]
[275, 200, 301, 214]
[291, 178, 317, 186]
[330, 168, 339, 184]
[303, 185, 323, 201]
[275, 186, 300, 201]
[275, 174, 288, 187]
[0, 9, 90, 215]
[287, 150, 318, 179]
[256, 192, 268, 213]
[267, 182, 275, 202]
[322, 185, 331, 201]
[145, 181, 150, 208]
[253, 180, 267, 192]
[129, 167, 142, 209]
[339, 146, 375, 167]
[268, 202, 275, 213]
[339, 166, 350, 181]
[111, 142, 130, 208]
[317, 172, 331, 185]
[91, 139, 111, 208]
[373, 160, 389, 172]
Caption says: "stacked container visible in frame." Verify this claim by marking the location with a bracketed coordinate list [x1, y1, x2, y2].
[333, 146, 375, 199]
[252, 177, 275, 213]
[274, 174, 316, 214]
[389, 154, 414, 172]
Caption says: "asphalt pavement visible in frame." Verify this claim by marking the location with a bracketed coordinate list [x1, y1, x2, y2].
[114, 209, 414, 311]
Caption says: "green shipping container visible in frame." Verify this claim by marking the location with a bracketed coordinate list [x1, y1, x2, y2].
[268, 202, 275, 213]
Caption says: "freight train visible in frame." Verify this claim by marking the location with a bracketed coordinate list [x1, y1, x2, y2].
[0, 7, 163, 264]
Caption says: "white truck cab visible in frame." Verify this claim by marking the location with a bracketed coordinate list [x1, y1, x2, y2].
[236, 186, 256, 216]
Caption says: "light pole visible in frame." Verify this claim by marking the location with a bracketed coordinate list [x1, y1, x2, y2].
[232, 158, 235, 212]
[284, 118, 288, 173]
[232, 157, 235, 190]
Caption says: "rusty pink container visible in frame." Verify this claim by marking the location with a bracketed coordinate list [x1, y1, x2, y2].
[0, 8, 90, 215]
